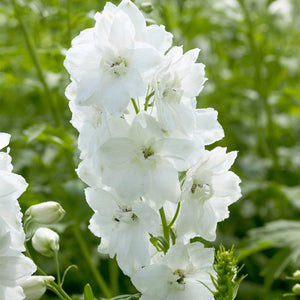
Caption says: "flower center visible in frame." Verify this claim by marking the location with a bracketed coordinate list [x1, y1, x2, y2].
[191, 182, 213, 200]
[169, 269, 186, 290]
[159, 76, 183, 103]
[113, 205, 138, 224]
[174, 269, 185, 284]
[142, 146, 154, 159]
[110, 57, 128, 76]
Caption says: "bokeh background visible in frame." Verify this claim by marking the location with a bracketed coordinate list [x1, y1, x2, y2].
[1, 0, 300, 299]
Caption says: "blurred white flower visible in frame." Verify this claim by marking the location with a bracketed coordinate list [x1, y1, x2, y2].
[0, 133, 36, 299]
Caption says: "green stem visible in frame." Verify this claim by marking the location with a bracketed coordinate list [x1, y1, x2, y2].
[12, 0, 61, 127]
[66, 0, 71, 46]
[168, 202, 181, 228]
[47, 285, 66, 300]
[72, 226, 112, 298]
[159, 207, 169, 249]
[50, 281, 72, 300]
[54, 251, 61, 286]
[144, 90, 155, 111]
[131, 98, 139, 114]
[238, 0, 279, 169]
[109, 257, 119, 296]
[25, 244, 72, 299]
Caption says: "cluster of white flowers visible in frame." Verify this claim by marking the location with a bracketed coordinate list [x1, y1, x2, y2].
[0, 133, 36, 300]
[65, 0, 241, 298]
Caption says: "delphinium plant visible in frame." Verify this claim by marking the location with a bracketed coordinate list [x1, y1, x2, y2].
[1, 1, 244, 299]
[63, 0, 242, 299]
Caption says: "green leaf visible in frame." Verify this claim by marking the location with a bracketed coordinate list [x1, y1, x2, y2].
[84, 284, 94, 300]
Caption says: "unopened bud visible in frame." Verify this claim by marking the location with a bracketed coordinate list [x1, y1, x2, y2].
[25, 201, 65, 224]
[21, 276, 55, 300]
[292, 284, 300, 295]
[140, 2, 153, 13]
[32, 227, 59, 257]
[293, 270, 300, 281]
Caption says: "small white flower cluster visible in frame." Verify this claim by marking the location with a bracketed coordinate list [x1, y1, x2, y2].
[0, 133, 36, 300]
[64, 1, 241, 298]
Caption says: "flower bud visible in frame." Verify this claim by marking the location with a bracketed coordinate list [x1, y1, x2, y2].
[21, 276, 55, 300]
[293, 270, 300, 281]
[140, 2, 153, 13]
[32, 227, 59, 257]
[25, 201, 65, 224]
[292, 283, 300, 295]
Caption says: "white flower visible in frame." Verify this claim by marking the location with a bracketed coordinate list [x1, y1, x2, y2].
[153, 46, 206, 105]
[86, 187, 159, 275]
[69, 99, 130, 158]
[149, 47, 223, 145]
[131, 242, 215, 300]
[152, 46, 205, 137]
[97, 114, 202, 207]
[176, 147, 241, 241]
[64, 0, 171, 116]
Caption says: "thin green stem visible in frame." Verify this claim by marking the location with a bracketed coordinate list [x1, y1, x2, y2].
[168, 202, 181, 228]
[25, 244, 72, 299]
[12, 0, 61, 127]
[131, 98, 139, 114]
[109, 257, 119, 296]
[54, 251, 61, 286]
[61, 265, 78, 286]
[50, 281, 72, 300]
[47, 285, 66, 300]
[66, 0, 71, 46]
[159, 207, 169, 248]
[238, 0, 279, 169]
[72, 226, 112, 298]
[144, 90, 155, 111]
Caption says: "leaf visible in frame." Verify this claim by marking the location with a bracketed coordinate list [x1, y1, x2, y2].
[261, 248, 293, 290]
[84, 284, 94, 300]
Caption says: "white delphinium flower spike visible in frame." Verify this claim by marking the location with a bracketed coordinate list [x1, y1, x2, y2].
[64, 0, 172, 116]
[176, 147, 242, 241]
[0, 133, 36, 300]
[86, 187, 159, 275]
[131, 242, 215, 300]
[0, 133, 28, 251]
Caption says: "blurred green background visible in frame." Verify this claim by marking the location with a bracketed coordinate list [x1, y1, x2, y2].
[1, 0, 300, 299]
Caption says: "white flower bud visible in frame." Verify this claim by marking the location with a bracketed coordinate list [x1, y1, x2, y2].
[21, 276, 55, 300]
[32, 228, 59, 257]
[293, 270, 300, 281]
[140, 2, 153, 13]
[25, 201, 65, 224]
[293, 283, 300, 295]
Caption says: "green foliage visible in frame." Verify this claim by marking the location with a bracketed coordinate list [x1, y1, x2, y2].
[1, 0, 300, 299]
